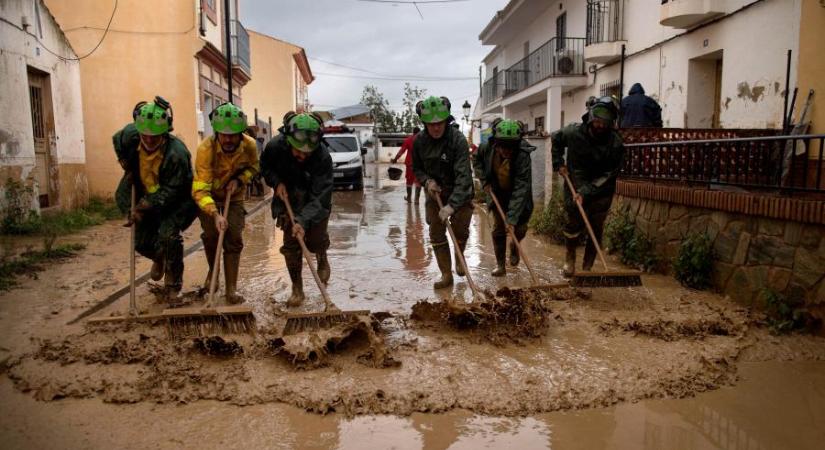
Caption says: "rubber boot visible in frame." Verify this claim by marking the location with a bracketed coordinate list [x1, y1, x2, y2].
[404, 186, 412, 202]
[285, 254, 305, 307]
[199, 239, 218, 296]
[150, 258, 164, 281]
[582, 239, 597, 272]
[562, 238, 577, 278]
[414, 186, 421, 203]
[454, 242, 467, 277]
[491, 238, 507, 277]
[509, 241, 520, 267]
[163, 237, 184, 303]
[433, 245, 454, 289]
[223, 252, 244, 304]
[316, 251, 330, 285]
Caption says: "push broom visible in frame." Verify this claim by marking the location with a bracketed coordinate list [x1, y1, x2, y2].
[282, 193, 369, 335]
[561, 172, 642, 288]
[162, 188, 256, 338]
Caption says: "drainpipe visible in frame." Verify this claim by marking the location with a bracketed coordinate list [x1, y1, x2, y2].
[619, 43, 626, 121]
[224, 0, 233, 103]
[783, 49, 791, 132]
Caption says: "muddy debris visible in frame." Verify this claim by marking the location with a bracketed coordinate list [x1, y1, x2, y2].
[411, 287, 584, 344]
[599, 317, 743, 341]
[270, 315, 398, 369]
[193, 336, 244, 357]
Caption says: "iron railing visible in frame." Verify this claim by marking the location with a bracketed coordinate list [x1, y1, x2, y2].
[231, 20, 251, 76]
[504, 37, 586, 97]
[482, 71, 504, 106]
[621, 134, 825, 193]
[586, 0, 624, 45]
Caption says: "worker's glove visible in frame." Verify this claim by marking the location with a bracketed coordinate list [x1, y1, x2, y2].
[391, 157, 398, 164]
[483, 184, 492, 194]
[438, 204, 455, 222]
[557, 165, 569, 177]
[425, 179, 441, 198]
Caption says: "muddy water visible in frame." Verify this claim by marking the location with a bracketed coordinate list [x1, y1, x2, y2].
[2, 163, 825, 448]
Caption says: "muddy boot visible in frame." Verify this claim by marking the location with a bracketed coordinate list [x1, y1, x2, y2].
[563, 238, 577, 278]
[285, 255, 305, 307]
[433, 245, 454, 289]
[509, 241, 520, 267]
[223, 252, 244, 304]
[454, 242, 467, 277]
[150, 258, 164, 281]
[404, 186, 412, 202]
[316, 251, 330, 285]
[582, 239, 597, 272]
[414, 186, 421, 203]
[491, 238, 507, 277]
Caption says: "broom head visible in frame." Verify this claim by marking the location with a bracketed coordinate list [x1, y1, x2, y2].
[283, 309, 371, 335]
[570, 270, 643, 288]
[162, 305, 256, 339]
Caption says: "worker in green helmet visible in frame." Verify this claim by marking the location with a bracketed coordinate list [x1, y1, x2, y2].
[473, 119, 535, 277]
[261, 111, 333, 307]
[112, 97, 198, 301]
[192, 102, 260, 304]
[551, 96, 624, 277]
[412, 96, 474, 290]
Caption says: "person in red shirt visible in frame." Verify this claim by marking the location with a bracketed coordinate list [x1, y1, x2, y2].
[392, 126, 421, 203]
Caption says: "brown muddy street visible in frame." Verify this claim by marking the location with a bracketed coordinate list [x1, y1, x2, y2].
[1, 163, 825, 449]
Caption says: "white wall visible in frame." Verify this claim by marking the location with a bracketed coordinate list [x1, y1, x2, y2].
[0, 0, 86, 209]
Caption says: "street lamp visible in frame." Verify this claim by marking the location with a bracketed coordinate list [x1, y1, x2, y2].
[462, 100, 472, 122]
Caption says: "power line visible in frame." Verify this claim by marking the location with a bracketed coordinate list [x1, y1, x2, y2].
[314, 71, 476, 82]
[357, 0, 469, 20]
[309, 56, 475, 81]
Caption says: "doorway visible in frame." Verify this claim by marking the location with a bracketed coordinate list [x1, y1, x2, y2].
[687, 50, 723, 128]
[27, 69, 57, 208]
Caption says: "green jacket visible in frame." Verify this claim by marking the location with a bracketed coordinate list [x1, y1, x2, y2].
[260, 134, 333, 229]
[113, 124, 198, 229]
[551, 122, 624, 205]
[412, 125, 473, 209]
[473, 139, 534, 225]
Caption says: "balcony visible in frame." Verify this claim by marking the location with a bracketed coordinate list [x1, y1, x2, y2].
[585, 0, 627, 64]
[230, 20, 251, 77]
[660, 0, 725, 29]
[482, 37, 586, 107]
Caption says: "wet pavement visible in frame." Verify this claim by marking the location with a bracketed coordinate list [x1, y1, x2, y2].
[1, 163, 824, 449]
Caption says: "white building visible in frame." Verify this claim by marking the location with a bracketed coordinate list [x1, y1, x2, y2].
[473, 0, 807, 200]
[0, 0, 88, 211]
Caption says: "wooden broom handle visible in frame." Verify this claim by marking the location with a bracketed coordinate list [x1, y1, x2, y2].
[488, 190, 539, 285]
[129, 184, 137, 316]
[282, 193, 334, 311]
[561, 172, 609, 271]
[434, 195, 482, 299]
[206, 194, 232, 308]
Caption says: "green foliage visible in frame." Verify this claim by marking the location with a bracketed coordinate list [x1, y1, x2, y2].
[528, 188, 567, 244]
[759, 288, 819, 334]
[360, 83, 426, 133]
[604, 207, 660, 272]
[1, 180, 121, 237]
[672, 232, 714, 290]
[0, 243, 86, 291]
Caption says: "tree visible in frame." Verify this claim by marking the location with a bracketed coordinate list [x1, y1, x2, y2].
[395, 83, 427, 133]
[360, 85, 396, 132]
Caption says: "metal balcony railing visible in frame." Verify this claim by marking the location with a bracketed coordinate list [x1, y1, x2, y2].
[231, 20, 251, 76]
[504, 37, 585, 97]
[586, 0, 624, 45]
[621, 134, 825, 193]
[482, 71, 504, 107]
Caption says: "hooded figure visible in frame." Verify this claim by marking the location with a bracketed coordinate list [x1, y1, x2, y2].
[620, 83, 663, 128]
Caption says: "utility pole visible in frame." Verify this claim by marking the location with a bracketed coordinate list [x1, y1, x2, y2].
[224, 0, 233, 103]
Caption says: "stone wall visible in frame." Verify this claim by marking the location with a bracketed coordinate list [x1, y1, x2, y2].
[613, 195, 825, 309]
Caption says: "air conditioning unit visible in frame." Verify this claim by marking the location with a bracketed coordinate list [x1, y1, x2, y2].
[557, 56, 574, 74]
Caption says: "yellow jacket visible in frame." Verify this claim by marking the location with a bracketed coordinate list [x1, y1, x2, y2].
[192, 134, 260, 215]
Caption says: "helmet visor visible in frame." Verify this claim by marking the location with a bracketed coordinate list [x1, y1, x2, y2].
[292, 129, 321, 144]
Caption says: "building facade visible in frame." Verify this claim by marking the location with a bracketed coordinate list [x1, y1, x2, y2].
[45, 0, 252, 197]
[242, 30, 313, 139]
[0, 0, 88, 212]
[473, 0, 822, 200]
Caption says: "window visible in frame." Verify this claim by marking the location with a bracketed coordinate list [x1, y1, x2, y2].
[600, 80, 621, 98]
[202, 0, 217, 24]
[535, 116, 545, 134]
[556, 12, 567, 51]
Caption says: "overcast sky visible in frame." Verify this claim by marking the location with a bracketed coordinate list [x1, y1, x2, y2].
[242, 0, 509, 118]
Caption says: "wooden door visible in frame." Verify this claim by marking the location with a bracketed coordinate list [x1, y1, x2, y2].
[28, 71, 56, 208]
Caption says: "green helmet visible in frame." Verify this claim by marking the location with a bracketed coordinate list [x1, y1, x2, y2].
[493, 119, 523, 140]
[134, 102, 171, 136]
[210, 102, 247, 134]
[588, 96, 619, 122]
[416, 96, 451, 123]
[285, 113, 323, 153]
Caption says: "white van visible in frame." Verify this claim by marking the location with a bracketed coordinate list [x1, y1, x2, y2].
[324, 124, 366, 190]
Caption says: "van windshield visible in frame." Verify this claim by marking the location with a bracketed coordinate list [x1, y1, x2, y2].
[325, 136, 358, 153]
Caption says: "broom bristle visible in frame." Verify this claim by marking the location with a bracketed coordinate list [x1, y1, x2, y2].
[282, 311, 368, 335]
[166, 314, 256, 339]
[571, 273, 643, 288]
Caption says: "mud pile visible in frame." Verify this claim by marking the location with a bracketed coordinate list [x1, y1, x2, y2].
[410, 287, 586, 344]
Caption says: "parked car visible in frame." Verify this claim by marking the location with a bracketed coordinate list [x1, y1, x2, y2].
[324, 124, 367, 190]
